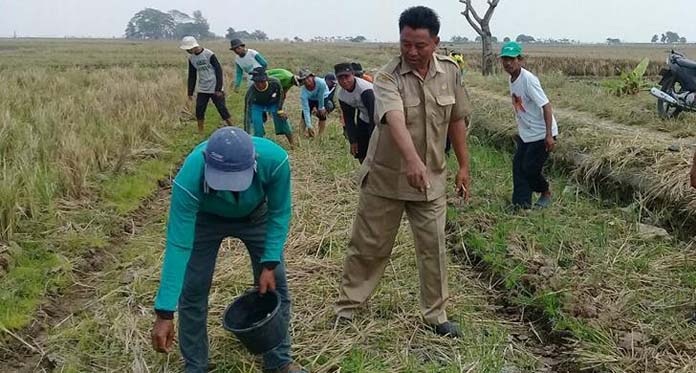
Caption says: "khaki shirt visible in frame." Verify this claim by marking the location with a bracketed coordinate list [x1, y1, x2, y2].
[358, 54, 470, 201]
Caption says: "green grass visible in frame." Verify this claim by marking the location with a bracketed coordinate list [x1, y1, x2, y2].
[104, 159, 173, 214]
[449, 139, 696, 371]
[0, 245, 69, 329]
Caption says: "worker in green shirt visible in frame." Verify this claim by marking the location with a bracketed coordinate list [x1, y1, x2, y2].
[244, 67, 295, 147]
[150, 127, 305, 373]
[244, 68, 301, 137]
[267, 68, 301, 98]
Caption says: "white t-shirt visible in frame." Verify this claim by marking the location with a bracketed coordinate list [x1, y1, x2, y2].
[235, 49, 262, 75]
[509, 68, 558, 143]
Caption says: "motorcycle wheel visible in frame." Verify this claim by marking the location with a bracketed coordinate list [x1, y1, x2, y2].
[657, 75, 684, 119]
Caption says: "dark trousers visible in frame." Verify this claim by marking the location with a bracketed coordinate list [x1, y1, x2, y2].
[195, 92, 231, 121]
[178, 207, 292, 372]
[512, 137, 550, 207]
[354, 118, 374, 163]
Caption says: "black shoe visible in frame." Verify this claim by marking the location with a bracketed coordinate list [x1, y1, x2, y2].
[433, 321, 462, 338]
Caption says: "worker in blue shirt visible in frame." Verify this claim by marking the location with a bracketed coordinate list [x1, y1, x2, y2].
[298, 68, 333, 138]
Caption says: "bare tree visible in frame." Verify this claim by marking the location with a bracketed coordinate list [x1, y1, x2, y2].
[459, 0, 500, 75]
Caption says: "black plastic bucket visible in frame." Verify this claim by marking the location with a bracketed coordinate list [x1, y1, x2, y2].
[222, 289, 287, 355]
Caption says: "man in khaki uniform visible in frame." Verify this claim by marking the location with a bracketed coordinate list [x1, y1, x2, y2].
[335, 6, 471, 337]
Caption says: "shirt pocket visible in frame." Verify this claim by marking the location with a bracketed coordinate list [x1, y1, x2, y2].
[435, 95, 455, 124]
[403, 96, 422, 126]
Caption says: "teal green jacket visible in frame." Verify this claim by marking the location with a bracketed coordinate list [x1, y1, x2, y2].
[154, 137, 291, 312]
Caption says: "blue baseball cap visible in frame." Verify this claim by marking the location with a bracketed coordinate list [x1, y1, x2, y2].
[204, 127, 256, 191]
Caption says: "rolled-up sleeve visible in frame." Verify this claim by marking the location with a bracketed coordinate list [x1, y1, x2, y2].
[373, 71, 403, 124]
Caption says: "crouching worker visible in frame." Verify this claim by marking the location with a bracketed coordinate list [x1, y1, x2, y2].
[245, 67, 295, 147]
[150, 127, 306, 373]
[335, 62, 375, 163]
[298, 69, 333, 137]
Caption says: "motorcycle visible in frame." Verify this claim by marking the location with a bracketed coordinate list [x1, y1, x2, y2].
[650, 50, 696, 119]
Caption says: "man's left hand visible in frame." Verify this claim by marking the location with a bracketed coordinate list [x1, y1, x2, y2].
[317, 108, 327, 117]
[545, 135, 556, 152]
[258, 268, 276, 294]
[214, 91, 224, 98]
[455, 167, 471, 202]
[277, 111, 288, 120]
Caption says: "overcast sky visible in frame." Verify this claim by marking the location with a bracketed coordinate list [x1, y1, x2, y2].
[1, 0, 694, 43]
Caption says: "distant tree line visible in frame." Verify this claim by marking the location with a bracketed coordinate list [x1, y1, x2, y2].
[124, 8, 272, 42]
[307, 35, 367, 43]
[450, 34, 577, 44]
[651, 31, 687, 44]
[125, 8, 214, 40]
[224, 28, 268, 41]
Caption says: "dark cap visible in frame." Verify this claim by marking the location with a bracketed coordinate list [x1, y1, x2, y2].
[204, 127, 256, 192]
[350, 62, 364, 73]
[334, 62, 354, 77]
[297, 68, 313, 81]
[324, 73, 336, 82]
[229, 38, 245, 50]
[250, 66, 268, 82]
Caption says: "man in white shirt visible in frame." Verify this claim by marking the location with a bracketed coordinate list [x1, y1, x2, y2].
[500, 41, 558, 209]
[335, 63, 375, 163]
[230, 38, 269, 91]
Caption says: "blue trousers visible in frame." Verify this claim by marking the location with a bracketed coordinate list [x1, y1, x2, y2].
[178, 207, 292, 372]
[251, 104, 292, 137]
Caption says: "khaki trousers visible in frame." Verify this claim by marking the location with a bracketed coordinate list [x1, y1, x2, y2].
[335, 191, 449, 325]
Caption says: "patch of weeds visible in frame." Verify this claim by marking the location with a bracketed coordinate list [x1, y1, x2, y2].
[0, 245, 69, 329]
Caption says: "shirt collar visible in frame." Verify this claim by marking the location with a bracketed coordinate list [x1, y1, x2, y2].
[399, 54, 443, 79]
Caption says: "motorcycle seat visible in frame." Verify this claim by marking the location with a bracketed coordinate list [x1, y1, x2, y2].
[676, 57, 696, 69]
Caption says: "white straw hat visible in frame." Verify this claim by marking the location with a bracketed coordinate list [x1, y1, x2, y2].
[179, 36, 199, 50]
